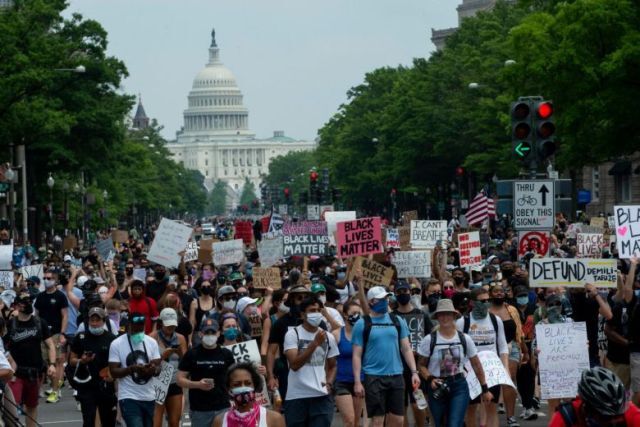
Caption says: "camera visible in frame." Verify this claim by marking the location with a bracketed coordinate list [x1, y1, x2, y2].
[432, 381, 450, 400]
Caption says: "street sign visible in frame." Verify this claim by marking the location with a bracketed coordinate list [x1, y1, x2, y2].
[513, 180, 555, 230]
[278, 204, 288, 215]
[307, 204, 320, 220]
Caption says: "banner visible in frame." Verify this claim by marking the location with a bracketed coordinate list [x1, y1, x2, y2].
[213, 239, 244, 265]
[347, 256, 394, 289]
[396, 312, 424, 352]
[151, 361, 175, 405]
[410, 220, 447, 249]
[518, 231, 550, 258]
[325, 211, 356, 244]
[252, 267, 281, 289]
[183, 241, 198, 262]
[536, 322, 589, 399]
[386, 228, 400, 249]
[282, 221, 329, 257]
[148, 218, 193, 268]
[392, 251, 431, 278]
[96, 237, 115, 261]
[336, 217, 382, 257]
[257, 235, 283, 267]
[111, 230, 129, 244]
[458, 231, 481, 267]
[529, 258, 617, 287]
[577, 233, 604, 257]
[614, 206, 640, 258]
[465, 351, 516, 399]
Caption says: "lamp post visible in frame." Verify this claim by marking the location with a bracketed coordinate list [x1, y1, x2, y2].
[102, 190, 108, 230]
[47, 173, 55, 242]
[63, 182, 69, 236]
[4, 166, 15, 239]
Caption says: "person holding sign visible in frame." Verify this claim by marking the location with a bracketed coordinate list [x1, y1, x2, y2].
[219, 312, 267, 377]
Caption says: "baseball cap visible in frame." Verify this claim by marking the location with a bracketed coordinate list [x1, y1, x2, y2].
[217, 285, 237, 299]
[367, 286, 392, 301]
[63, 254, 72, 262]
[200, 317, 219, 333]
[130, 312, 146, 325]
[88, 307, 106, 319]
[76, 276, 88, 288]
[236, 296, 258, 314]
[159, 308, 178, 327]
[229, 271, 243, 281]
[395, 280, 410, 292]
[288, 285, 310, 294]
[27, 276, 40, 285]
[310, 283, 326, 294]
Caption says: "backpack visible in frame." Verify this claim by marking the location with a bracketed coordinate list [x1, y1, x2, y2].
[557, 402, 578, 426]
[463, 313, 500, 354]
[428, 330, 468, 359]
[362, 313, 402, 360]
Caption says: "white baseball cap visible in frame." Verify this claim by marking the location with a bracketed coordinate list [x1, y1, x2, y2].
[159, 308, 178, 327]
[367, 286, 392, 301]
[236, 296, 259, 315]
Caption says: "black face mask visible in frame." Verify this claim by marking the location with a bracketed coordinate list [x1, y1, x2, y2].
[491, 297, 504, 306]
[200, 287, 212, 296]
[427, 293, 441, 311]
[126, 268, 133, 275]
[453, 276, 464, 285]
[347, 313, 361, 326]
[396, 294, 411, 306]
[154, 272, 166, 280]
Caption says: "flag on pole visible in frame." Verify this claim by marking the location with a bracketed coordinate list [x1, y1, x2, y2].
[466, 190, 496, 226]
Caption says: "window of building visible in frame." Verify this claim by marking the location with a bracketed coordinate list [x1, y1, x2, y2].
[235, 169, 238, 175]
[235, 184, 238, 190]
[591, 167, 600, 201]
[616, 174, 632, 202]
[224, 169, 227, 176]
[205, 159, 208, 166]
[205, 170, 209, 176]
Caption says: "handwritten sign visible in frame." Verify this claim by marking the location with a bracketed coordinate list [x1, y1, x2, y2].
[133, 268, 147, 281]
[336, 217, 382, 257]
[20, 264, 43, 282]
[458, 232, 481, 267]
[614, 206, 640, 258]
[111, 230, 129, 244]
[529, 258, 617, 288]
[347, 256, 394, 289]
[386, 228, 400, 249]
[590, 217, 605, 229]
[393, 251, 431, 278]
[257, 235, 283, 267]
[96, 237, 115, 261]
[213, 239, 244, 265]
[397, 313, 424, 352]
[151, 361, 175, 405]
[225, 339, 261, 364]
[398, 227, 411, 250]
[0, 271, 13, 288]
[577, 233, 604, 257]
[248, 314, 263, 338]
[403, 210, 418, 222]
[325, 211, 356, 244]
[252, 267, 281, 289]
[465, 351, 516, 399]
[0, 244, 12, 271]
[518, 231, 550, 258]
[183, 241, 198, 262]
[282, 221, 329, 257]
[536, 322, 589, 399]
[63, 236, 77, 251]
[148, 218, 193, 268]
[410, 221, 447, 249]
[198, 239, 214, 264]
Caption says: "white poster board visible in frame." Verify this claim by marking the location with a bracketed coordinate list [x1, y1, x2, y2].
[529, 258, 617, 287]
[147, 218, 193, 268]
[0, 244, 13, 270]
[536, 322, 589, 400]
[257, 235, 284, 267]
[410, 220, 447, 249]
[392, 251, 431, 278]
[19, 264, 43, 282]
[577, 233, 604, 257]
[324, 211, 356, 245]
[458, 231, 482, 267]
[151, 361, 175, 405]
[464, 351, 516, 399]
[213, 239, 244, 265]
[0, 271, 12, 288]
[183, 241, 198, 263]
[613, 206, 640, 258]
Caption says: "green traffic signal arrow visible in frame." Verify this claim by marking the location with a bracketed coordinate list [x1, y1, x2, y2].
[515, 141, 531, 157]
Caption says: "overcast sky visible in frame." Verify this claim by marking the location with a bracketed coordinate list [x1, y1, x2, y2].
[65, 0, 457, 141]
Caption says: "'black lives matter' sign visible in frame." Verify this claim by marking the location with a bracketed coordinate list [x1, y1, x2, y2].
[282, 221, 330, 257]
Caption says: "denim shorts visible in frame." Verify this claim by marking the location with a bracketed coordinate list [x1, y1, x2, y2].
[509, 341, 521, 363]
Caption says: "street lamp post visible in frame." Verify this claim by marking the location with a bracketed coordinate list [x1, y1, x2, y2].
[102, 190, 109, 230]
[4, 166, 15, 239]
[47, 173, 55, 242]
[63, 182, 69, 236]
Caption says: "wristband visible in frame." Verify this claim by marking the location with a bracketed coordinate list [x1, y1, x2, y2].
[481, 384, 489, 394]
[411, 370, 418, 374]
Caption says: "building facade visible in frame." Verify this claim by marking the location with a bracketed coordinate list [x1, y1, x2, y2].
[166, 30, 316, 209]
[431, 0, 497, 50]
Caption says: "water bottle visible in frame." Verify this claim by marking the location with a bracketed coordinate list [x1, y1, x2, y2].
[413, 388, 428, 410]
[273, 388, 282, 407]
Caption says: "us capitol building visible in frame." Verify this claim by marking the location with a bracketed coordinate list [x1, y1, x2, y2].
[166, 29, 316, 208]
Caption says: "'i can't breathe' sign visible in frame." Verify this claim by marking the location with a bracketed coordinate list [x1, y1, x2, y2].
[614, 206, 640, 258]
[336, 217, 382, 257]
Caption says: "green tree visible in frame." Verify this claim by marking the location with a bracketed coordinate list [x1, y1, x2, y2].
[208, 180, 227, 215]
[264, 150, 317, 203]
[239, 177, 257, 208]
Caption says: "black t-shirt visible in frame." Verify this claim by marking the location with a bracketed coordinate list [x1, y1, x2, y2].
[8, 316, 51, 369]
[177, 345, 235, 411]
[177, 315, 193, 340]
[606, 302, 630, 364]
[146, 280, 167, 302]
[34, 290, 68, 335]
[70, 330, 116, 386]
[113, 288, 130, 301]
[268, 313, 302, 356]
[628, 295, 640, 353]
[570, 292, 600, 363]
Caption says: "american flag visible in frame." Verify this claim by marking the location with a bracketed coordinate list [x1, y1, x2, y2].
[465, 190, 496, 226]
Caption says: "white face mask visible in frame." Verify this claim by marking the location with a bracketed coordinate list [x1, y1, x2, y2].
[278, 304, 290, 314]
[318, 295, 327, 304]
[306, 312, 323, 328]
[411, 295, 422, 308]
[44, 279, 56, 289]
[202, 334, 217, 348]
[222, 300, 236, 310]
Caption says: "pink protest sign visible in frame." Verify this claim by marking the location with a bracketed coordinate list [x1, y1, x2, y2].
[336, 217, 383, 257]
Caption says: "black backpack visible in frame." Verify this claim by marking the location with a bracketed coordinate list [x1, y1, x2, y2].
[428, 330, 468, 358]
[463, 313, 500, 354]
[361, 313, 402, 360]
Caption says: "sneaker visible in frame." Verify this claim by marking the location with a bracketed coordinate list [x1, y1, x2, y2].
[523, 408, 538, 421]
[46, 391, 59, 403]
[532, 397, 540, 410]
[507, 416, 520, 427]
[498, 403, 506, 414]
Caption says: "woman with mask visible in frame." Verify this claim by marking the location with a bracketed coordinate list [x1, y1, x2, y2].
[213, 362, 285, 427]
[513, 286, 538, 421]
[219, 313, 267, 376]
[188, 279, 217, 341]
[332, 301, 366, 427]
[159, 293, 193, 345]
[442, 279, 457, 299]
[422, 279, 442, 318]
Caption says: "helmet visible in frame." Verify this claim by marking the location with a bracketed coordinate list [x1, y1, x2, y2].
[577, 367, 627, 417]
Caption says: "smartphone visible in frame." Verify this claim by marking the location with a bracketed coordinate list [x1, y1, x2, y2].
[84, 351, 94, 357]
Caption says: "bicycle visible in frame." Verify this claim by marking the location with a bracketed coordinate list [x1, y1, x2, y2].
[517, 195, 537, 207]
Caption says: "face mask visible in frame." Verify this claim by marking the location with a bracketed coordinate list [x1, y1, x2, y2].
[200, 287, 212, 296]
[202, 334, 217, 347]
[370, 299, 388, 314]
[443, 289, 455, 299]
[306, 312, 323, 327]
[21, 304, 33, 315]
[108, 312, 120, 325]
[337, 272, 346, 281]
[547, 306, 563, 323]
[411, 295, 422, 308]
[347, 313, 361, 326]
[89, 326, 104, 335]
[472, 300, 490, 318]
[318, 295, 327, 304]
[222, 300, 236, 310]
[454, 276, 464, 285]
[278, 303, 290, 314]
[230, 386, 256, 406]
[223, 327, 239, 341]
[126, 268, 133, 275]
[427, 293, 441, 312]
[491, 297, 504, 306]
[396, 294, 411, 306]
[516, 296, 529, 306]
[130, 332, 145, 345]
[44, 279, 56, 289]
[202, 270, 213, 280]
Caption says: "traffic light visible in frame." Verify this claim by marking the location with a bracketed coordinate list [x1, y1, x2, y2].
[309, 169, 319, 203]
[260, 184, 268, 201]
[299, 191, 309, 205]
[283, 188, 290, 202]
[511, 100, 533, 163]
[534, 100, 556, 161]
[331, 188, 341, 203]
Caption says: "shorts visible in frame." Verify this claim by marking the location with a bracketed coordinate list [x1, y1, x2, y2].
[41, 334, 63, 361]
[629, 352, 640, 392]
[334, 381, 355, 396]
[9, 376, 42, 408]
[607, 359, 630, 390]
[470, 384, 501, 404]
[364, 374, 405, 417]
[167, 383, 183, 397]
[509, 341, 521, 363]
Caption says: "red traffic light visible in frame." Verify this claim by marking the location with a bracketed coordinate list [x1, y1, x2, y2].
[536, 102, 553, 119]
[512, 102, 530, 120]
[309, 171, 318, 182]
[455, 167, 465, 177]
[284, 188, 290, 197]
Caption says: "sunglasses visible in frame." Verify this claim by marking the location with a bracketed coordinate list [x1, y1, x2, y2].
[410, 289, 422, 295]
[443, 285, 454, 290]
[221, 295, 237, 302]
[548, 302, 562, 308]
[131, 315, 145, 324]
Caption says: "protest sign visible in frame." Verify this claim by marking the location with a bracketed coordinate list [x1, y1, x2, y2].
[257, 235, 283, 267]
[148, 218, 193, 268]
[19, 264, 43, 282]
[111, 230, 129, 244]
[282, 221, 329, 257]
[325, 211, 356, 244]
[0, 271, 12, 288]
[396, 312, 424, 352]
[518, 231, 550, 258]
[0, 244, 12, 271]
[614, 206, 640, 258]
[198, 239, 214, 264]
[392, 251, 431, 278]
[590, 217, 605, 229]
[96, 237, 115, 261]
[410, 221, 447, 249]
[151, 361, 174, 405]
[458, 231, 481, 267]
[213, 239, 244, 265]
[403, 210, 418, 222]
[386, 228, 400, 249]
[536, 322, 589, 399]
[398, 227, 411, 250]
[225, 339, 261, 364]
[577, 233, 604, 257]
[63, 236, 77, 251]
[248, 314, 263, 338]
[347, 256, 394, 289]
[252, 267, 281, 289]
[234, 220, 253, 246]
[307, 205, 320, 221]
[336, 217, 382, 257]
[320, 205, 334, 220]
[465, 351, 516, 399]
[183, 241, 198, 262]
[529, 258, 617, 287]
[608, 216, 616, 229]
[133, 268, 147, 281]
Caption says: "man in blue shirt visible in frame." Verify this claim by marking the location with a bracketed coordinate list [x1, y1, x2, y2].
[352, 286, 420, 427]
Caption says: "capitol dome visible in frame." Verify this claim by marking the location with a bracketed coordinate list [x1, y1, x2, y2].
[192, 65, 237, 89]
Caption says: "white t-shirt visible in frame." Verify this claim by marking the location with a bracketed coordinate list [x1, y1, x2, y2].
[323, 306, 345, 331]
[336, 281, 356, 304]
[456, 314, 508, 355]
[108, 333, 161, 401]
[284, 325, 339, 400]
[418, 331, 477, 377]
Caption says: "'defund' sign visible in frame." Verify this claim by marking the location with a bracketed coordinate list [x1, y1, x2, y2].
[529, 258, 617, 288]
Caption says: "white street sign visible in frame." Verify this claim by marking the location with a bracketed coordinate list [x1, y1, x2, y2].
[513, 180, 555, 230]
[307, 204, 320, 220]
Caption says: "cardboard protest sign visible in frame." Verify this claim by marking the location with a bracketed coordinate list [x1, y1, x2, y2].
[282, 221, 329, 257]
[148, 218, 193, 268]
[336, 217, 383, 257]
[325, 211, 356, 244]
[252, 267, 281, 289]
[386, 228, 400, 249]
[198, 239, 214, 264]
[183, 241, 198, 262]
[248, 314, 263, 338]
[410, 220, 447, 249]
[577, 233, 604, 257]
[402, 210, 418, 222]
[458, 231, 481, 267]
[257, 235, 283, 267]
[536, 322, 589, 399]
[133, 268, 147, 281]
[529, 258, 617, 287]
[63, 236, 77, 251]
[518, 231, 550, 258]
[0, 271, 13, 288]
[19, 264, 43, 282]
[396, 312, 424, 352]
[392, 251, 431, 278]
[225, 339, 261, 364]
[465, 351, 516, 399]
[151, 361, 174, 405]
[96, 237, 115, 261]
[213, 239, 244, 265]
[398, 227, 411, 250]
[614, 206, 640, 258]
[111, 230, 129, 244]
[590, 217, 605, 229]
[347, 256, 394, 289]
